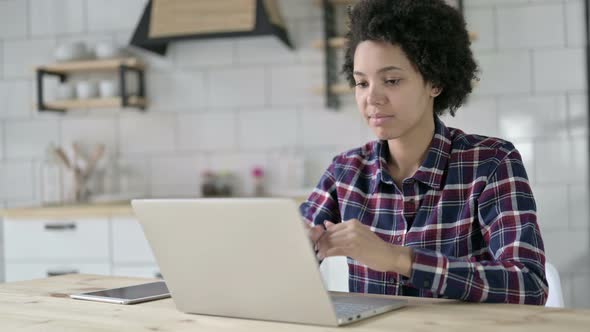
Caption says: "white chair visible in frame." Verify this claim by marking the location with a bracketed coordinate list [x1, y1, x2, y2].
[545, 262, 564, 308]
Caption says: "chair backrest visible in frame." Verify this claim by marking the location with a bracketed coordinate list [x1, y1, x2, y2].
[545, 262, 564, 308]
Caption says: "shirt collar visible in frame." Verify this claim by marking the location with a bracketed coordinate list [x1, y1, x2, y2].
[370, 116, 451, 192]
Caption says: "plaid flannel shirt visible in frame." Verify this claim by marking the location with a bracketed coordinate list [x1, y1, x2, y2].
[300, 116, 548, 304]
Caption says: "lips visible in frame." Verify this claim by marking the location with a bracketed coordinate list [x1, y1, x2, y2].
[369, 114, 394, 119]
[369, 115, 393, 127]
[369, 114, 394, 126]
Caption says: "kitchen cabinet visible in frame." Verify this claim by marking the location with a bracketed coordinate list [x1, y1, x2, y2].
[1, 215, 160, 282]
[0, 201, 346, 291]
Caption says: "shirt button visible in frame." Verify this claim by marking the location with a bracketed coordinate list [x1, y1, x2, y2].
[396, 236, 402, 242]
[389, 277, 396, 284]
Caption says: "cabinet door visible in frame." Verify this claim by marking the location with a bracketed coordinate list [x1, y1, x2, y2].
[3, 218, 110, 261]
[5, 262, 110, 282]
[111, 218, 157, 264]
[111, 265, 162, 279]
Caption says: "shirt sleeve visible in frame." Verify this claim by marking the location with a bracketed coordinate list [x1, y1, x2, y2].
[299, 159, 342, 227]
[408, 147, 548, 305]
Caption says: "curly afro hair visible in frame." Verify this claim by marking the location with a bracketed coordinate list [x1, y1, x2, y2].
[342, 0, 479, 116]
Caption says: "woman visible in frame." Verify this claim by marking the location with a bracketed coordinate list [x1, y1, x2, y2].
[300, 0, 547, 305]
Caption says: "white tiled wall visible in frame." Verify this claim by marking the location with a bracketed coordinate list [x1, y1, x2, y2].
[496, 4, 565, 49]
[0, 1, 28, 39]
[30, 0, 85, 37]
[86, 0, 146, 32]
[3, 39, 55, 79]
[177, 112, 238, 152]
[474, 51, 532, 96]
[534, 49, 586, 92]
[454, 0, 590, 308]
[0, 81, 31, 118]
[208, 67, 267, 108]
[0, 0, 588, 308]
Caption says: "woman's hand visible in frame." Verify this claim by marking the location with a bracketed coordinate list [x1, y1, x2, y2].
[316, 219, 414, 276]
[303, 221, 326, 252]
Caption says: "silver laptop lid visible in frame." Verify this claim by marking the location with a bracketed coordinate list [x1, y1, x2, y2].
[132, 198, 339, 326]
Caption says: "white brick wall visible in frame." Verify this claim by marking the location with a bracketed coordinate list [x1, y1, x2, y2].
[208, 67, 267, 108]
[30, 0, 84, 37]
[0, 0, 588, 308]
[118, 113, 176, 155]
[4, 120, 59, 159]
[0, 1, 28, 39]
[497, 4, 565, 49]
[237, 109, 299, 150]
[3, 39, 56, 79]
[177, 112, 238, 152]
[461, 0, 590, 308]
[0, 161, 34, 200]
[0, 80, 31, 118]
[86, 0, 146, 32]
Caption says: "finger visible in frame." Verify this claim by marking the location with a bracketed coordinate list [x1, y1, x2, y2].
[322, 222, 352, 239]
[324, 220, 336, 228]
[319, 246, 349, 260]
[316, 230, 351, 256]
[309, 225, 326, 243]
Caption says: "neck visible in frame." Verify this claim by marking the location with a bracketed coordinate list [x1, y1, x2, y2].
[387, 112, 436, 179]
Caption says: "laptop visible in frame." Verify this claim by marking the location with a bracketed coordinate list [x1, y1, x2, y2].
[131, 198, 406, 326]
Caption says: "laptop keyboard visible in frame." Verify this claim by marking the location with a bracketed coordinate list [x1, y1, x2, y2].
[331, 296, 398, 318]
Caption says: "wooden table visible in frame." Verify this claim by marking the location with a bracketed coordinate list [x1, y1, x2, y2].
[1, 274, 589, 331]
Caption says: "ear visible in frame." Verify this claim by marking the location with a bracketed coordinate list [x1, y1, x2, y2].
[431, 86, 442, 97]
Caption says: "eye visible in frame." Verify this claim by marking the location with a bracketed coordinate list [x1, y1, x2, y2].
[385, 79, 401, 86]
[355, 81, 368, 88]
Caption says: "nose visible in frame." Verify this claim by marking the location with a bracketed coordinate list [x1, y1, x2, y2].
[367, 84, 386, 106]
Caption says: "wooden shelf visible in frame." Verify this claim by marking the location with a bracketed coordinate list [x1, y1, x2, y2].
[36, 57, 144, 74]
[41, 96, 146, 111]
[312, 37, 348, 49]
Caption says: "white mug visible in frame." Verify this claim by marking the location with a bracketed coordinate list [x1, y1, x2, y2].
[55, 41, 88, 62]
[99, 80, 119, 98]
[95, 42, 120, 59]
[55, 83, 75, 100]
[76, 81, 98, 99]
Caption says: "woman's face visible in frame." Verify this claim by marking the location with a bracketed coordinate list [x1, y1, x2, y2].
[353, 40, 439, 141]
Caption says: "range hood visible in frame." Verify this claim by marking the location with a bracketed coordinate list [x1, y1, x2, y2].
[130, 0, 293, 55]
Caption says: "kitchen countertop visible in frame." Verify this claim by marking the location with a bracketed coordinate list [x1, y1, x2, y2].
[0, 194, 311, 220]
[0, 201, 134, 219]
[1, 274, 589, 331]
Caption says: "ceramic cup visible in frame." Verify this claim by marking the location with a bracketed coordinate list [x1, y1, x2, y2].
[98, 80, 119, 98]
[55, 42, 88, 62]
[95, 42, 120, 59]
[76, 81, 98, 99]
[55, 83, 76, 100]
